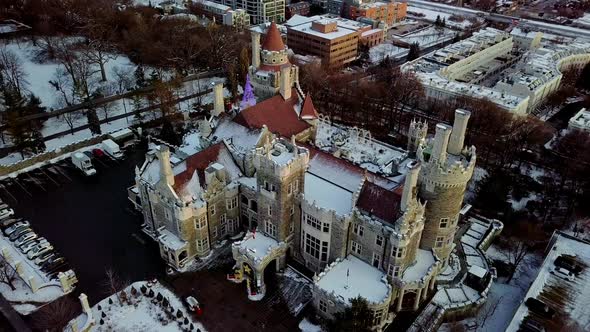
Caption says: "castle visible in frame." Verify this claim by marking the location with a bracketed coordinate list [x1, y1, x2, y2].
[132, 22, 476, 330]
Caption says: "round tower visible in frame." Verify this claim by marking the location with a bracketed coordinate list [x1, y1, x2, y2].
[416, 110, 475, 266]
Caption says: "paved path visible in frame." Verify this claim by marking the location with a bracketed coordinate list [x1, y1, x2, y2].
[0, 294, 31, 332]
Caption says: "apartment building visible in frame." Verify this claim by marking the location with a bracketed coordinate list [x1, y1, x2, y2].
[349, 1, 407, 27]
[211, 0, 285, 24]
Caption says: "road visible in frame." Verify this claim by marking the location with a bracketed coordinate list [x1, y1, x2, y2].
[407, 0, 590, 39]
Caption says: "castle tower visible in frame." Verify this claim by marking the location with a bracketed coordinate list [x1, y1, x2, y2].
[417, 110, 476, 266]
[248, 22, 299, 100]
[407, 119, 428, 157]
[253, 136, 309, 242]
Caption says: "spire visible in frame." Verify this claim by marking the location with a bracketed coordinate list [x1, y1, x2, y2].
[261, 22, 285, 52]
[240, 74, 256, 109]
[300, 94, 319, 120]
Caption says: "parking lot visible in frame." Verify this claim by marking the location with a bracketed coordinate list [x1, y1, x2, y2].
[0, 142, 164, 304]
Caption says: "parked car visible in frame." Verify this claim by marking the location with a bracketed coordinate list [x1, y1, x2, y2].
[92, 148, 105, 158]
[20, 238, 47, 254]
[184, 296, 202, 316]
[551, 267, 575, 281]
[40, 256, 64, 270]
[9, 227, 32, 241]
[521, 318, 545, 332]
[0, 208, 14, 220]
[525, 298, 555, 318]
[4, 221, 30, 235]
[14, 232, 37, 247]
[48, 264, 71, 279]
[0, 217, 22, 229]
[27, 244, 53, 260]
[42, 259, 67, 273]
[554, 256, 583, 274]
[34, 251, 55, 265]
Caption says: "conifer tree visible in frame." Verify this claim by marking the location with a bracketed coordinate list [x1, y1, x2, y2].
[87, 108, 102, 135]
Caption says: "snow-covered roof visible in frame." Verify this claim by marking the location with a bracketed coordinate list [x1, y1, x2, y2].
[234, 232, 281, 262]
[213, 117, 262, 154]
[304, 172, 353, 216]
[568, 108, 590, 132]
[158, 229, 186, 251]
[401, 249, 436, 282]
[506, 232, 590, 331]
[316, 255, 391, 304]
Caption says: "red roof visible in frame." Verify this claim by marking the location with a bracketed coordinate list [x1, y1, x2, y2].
[173, 142, 224, 191]
[300, 94, 318, 120]
[233, 89, 310, 138]
[356, 181, 402, 224]
[261, 22, 286, 51]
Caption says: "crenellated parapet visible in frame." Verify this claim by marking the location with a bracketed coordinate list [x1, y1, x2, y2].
[253, 136, 309, 178]
[418, 146, 476, 189]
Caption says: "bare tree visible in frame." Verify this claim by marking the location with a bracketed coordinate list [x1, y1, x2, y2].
[503, 239, 531, 283]
[79, 19, 118, 82]
[0, 257, 17, 291]
[30, 295, 79, 332]
[0, 46, 28, 96]
[102, 268, 129, 305]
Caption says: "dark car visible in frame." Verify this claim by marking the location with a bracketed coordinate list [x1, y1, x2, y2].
[555, 256, 583, 274]
[0, 217, 22, 229]
[92, 149, 105, 158]
[46, 262, 70, 275]
[9, 227, 32, 241]
[525, 298, 555, 318]
[41, 256, 65, 271]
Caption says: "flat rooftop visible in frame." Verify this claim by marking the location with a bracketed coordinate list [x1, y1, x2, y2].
[304, 172, 353, 216]
[316, 255, 390, 304]
[506, 232, 590, 331]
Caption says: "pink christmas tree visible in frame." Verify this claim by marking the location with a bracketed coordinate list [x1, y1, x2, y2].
[240, 74, 256, 109]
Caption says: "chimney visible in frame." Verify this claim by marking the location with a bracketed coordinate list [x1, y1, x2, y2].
[251, 32, 261, 68]
[212, 81, 224, 117]
[280, 66, 292, 100]
[448, 109, 471, 155]
[432, 123, 452, 165]
[159, 146, 175, 186]
[401, 160, 420, 211]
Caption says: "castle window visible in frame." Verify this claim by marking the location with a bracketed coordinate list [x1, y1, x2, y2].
[373, 309, 384, 325]
[319, 299, 327, 313]
[288, 183, 293, 195]
[196, 238, 209, 252]
[376, 235, 384, 247]
[439, 218, 449, 229]
[391, 246, 404, 259]
[435, 236, 445, 248]
[322, 222, 330, 233]
[304, 232, 328, 261]
[388, 264, 401, 278]
[241, 195, 248, 204]
[250, 200, 258, 213]
[227, 197, 238, 210]
[351, 241, 362, 255]
[353, 224, 364, 237]
[265, 220, 277, 237]
[195, 216, 207, 229]
[290, 205, 295, 216]
[294, 180, 299, 193]
[305, 214, 322, 231]
[209, 204, 216, 216]
[372, 252, 381, 268]
[212, 226, 218, 238]
[267, 205, 272, 216]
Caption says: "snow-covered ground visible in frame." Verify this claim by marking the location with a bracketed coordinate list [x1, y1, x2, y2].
[299, 318, 322, 332]
[407, 6, 478, 30]
[398, 26, 456, 49]
[439, 245, 543, 332]
[67, 280, 206, 332]
[2, 39, 135, 109]
[369, 43, 409, 63]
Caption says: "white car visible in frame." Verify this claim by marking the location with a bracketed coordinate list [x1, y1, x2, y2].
[551, 267, 575, 281]
[15, 232, 37, 247]
[20, 238, 47, 254]
[4, 221, 29, 236]
[0, 208, 14, 220]
[184, 296, 201, 312]
[27, 244, 53, 260]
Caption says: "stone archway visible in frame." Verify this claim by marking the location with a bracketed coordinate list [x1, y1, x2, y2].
[401, 290, 417, 310]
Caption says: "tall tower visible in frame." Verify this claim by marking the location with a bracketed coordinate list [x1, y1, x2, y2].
[407, 119, 428, 157]
[416, 110, 475, 266]
[248, 22, 299, 100]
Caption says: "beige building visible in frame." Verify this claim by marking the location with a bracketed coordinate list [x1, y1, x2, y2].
[133, 24, 478, 331]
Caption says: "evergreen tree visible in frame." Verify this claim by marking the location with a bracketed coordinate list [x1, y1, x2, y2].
[134, 65, 146, 88]
[328, 296, 373, 332]
[160, 119, 181, 146]
[132, 95, 144, 122]
[87, 108, 101, 135]
[406, 42, 421, 62]
[435, 15, 441, 26]
[148, 70, 160, 84]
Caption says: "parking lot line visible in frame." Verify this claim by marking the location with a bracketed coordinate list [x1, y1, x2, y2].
[52, 165, 73, 182]
[39, 168, 60, 187]
[12, 180, 32, 197]
[25, 173, 46, 192]
[0, 185, 18, 204]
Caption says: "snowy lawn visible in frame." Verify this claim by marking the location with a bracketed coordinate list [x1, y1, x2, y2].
[369, 43, 409, 63]
[69, 280, 206, 332]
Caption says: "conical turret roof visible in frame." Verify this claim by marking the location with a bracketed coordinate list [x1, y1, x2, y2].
[261, 22, 286, 52]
